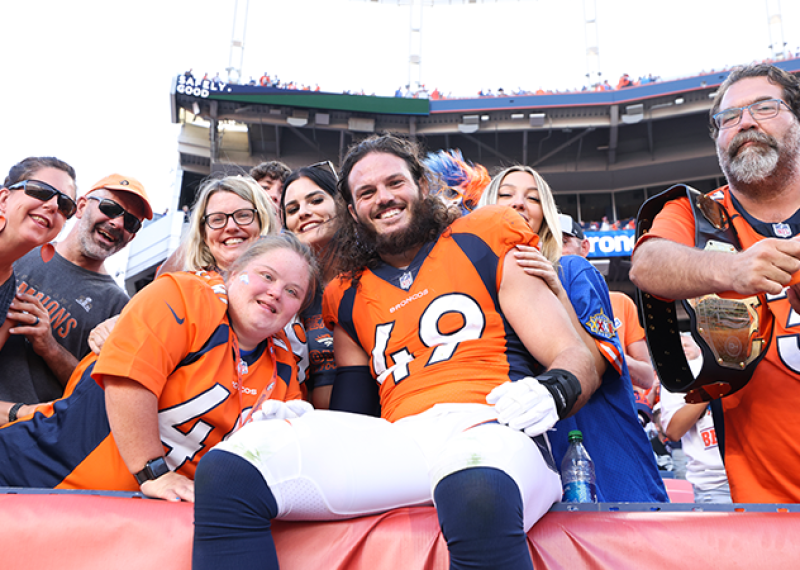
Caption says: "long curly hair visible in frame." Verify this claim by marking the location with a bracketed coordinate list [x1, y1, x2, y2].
[334, 135, 459, 283]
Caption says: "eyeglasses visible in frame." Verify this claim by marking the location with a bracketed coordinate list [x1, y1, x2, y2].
[87, 196, 142, 234]
[8, 180, 77, 219]
[712, 99, 791, 130]
[203, 208, 257, 229]
[310, 160, 338, 181]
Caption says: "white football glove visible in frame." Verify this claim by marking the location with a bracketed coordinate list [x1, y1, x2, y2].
[250, 399, 314, 422]
[486, 377, 559, 437]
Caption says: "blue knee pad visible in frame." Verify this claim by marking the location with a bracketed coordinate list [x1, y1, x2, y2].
[193, 449, 279, 570]
[434, 467, 533, 570]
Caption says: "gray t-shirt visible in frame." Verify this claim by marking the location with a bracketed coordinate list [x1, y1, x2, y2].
[0, 272, 15, 323]
[0, 247, 130, 403]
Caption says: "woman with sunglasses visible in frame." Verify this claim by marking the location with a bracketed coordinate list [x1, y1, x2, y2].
[0, 173, 151, 420]
[279, 164, 341, 409]
[479, 166, 667, 503]
[0, 157, 77, 351]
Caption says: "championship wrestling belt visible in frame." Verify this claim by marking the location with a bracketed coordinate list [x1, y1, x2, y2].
[635, 184, 772, 403]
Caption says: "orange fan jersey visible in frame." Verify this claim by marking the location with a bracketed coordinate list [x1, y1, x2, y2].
[323, 206, 542, 423]
[609, 291, 645, 350]
[0, 271, 301, 491]
[638, 185, 800, 503]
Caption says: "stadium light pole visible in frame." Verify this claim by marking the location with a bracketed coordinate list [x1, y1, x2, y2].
[353, 0, 547, 95]
[584, 0, 601, 88]
[226, 0, 250, 84]
[766, 0, 787, 60]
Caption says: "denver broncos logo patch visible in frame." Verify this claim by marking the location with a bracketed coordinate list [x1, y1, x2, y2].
[586, 311, 615, 339]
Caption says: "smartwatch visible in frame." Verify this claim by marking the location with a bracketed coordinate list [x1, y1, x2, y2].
[134, 457, 170, 485]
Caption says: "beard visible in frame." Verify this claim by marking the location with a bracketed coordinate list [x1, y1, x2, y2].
[718, 122, 800, 196]
[356, 195, 444, 258]
[77, 219, 128, 260]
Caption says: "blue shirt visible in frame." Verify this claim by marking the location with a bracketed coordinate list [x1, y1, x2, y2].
[548, 256, 668, 502]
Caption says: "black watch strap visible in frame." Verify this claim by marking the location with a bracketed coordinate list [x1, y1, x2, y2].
[8, 403, 24, 423]
[134, 457, 170, 485]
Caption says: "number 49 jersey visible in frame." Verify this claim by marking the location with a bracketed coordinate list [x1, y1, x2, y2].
[323, 206, 541, 423]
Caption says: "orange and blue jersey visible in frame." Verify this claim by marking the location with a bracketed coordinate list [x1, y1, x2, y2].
[323, 206, 542, 423]
[0, 271, 301, 491]
[637, 185, 800, 503]
[609, 290, 646, 351]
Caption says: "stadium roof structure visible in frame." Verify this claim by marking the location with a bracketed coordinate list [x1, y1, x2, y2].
[170, 57, 800, 197]
[125, 57, 800, 293]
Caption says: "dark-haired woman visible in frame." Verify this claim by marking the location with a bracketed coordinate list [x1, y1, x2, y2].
[0, 157, 77, 351]
[280, 164, 340, 409]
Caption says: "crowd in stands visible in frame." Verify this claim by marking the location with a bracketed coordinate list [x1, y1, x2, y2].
[580, 216, 637, 232]
[4, 61, 800, 567]
[186, 49, 800, 103]
[184, 69, 323, 93]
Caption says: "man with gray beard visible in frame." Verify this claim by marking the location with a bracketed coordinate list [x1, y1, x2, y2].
[0, 174, 151, 409]
[629, 64, 800, 503]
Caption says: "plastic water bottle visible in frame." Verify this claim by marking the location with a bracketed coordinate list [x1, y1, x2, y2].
[560, 430, 598, 503]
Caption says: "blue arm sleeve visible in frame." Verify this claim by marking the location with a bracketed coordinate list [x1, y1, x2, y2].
[330, 365, 381, 417]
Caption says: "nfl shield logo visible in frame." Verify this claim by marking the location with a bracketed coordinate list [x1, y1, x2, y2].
[399, 271, 413, 290]
[773, 223, 792, 238]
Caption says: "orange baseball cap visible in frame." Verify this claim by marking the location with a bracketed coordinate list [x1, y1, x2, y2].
[87, 174, 153, 220]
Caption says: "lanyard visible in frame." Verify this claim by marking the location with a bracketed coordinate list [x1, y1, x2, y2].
[232, 332, 278, 429]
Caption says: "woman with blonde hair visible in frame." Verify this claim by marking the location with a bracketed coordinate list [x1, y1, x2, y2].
[88, 175, 280, 352]
[181, 175, 279, 272]
[480, 164, 667, 503]
[478, 164, 562, 264]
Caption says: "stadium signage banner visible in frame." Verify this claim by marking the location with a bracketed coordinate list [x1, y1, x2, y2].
[176, 75, 227, 98]
[586, 230, 635, 258]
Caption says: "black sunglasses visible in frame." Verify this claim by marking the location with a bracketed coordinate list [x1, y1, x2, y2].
[87, 196, 142, 234]
[8, 180, 77, 219]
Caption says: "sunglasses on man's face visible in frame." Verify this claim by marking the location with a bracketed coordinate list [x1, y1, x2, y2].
[86, 196, 142, 234]
[7, 179, 77, 219]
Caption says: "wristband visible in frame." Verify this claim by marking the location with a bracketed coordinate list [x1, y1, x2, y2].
[330, 365, 380, 417]
[537, 368, 582, 419]
[8, 403, 24, 423]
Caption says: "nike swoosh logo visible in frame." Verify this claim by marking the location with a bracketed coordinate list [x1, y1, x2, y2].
[166, 303, 185, 325]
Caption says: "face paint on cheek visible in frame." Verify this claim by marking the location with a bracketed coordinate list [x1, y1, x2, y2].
[239, 272, 250, 284]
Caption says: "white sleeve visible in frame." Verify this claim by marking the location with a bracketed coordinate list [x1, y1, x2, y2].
[658, 385, 686, 434]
